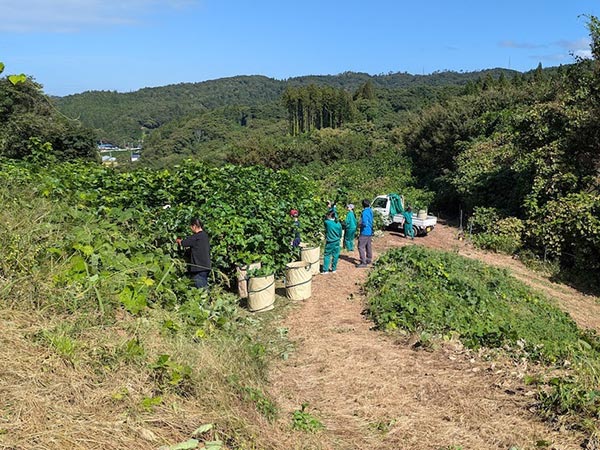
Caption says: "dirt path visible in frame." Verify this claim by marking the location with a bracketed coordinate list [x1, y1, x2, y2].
[269, 223, 598, 450]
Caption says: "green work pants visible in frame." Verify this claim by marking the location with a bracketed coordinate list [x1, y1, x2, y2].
[323, 241, 341, 272]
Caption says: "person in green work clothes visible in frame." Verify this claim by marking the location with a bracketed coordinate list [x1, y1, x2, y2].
[343, 203, 357, 250]
[326, 200, 339, 220]
[403, 206, 415, 240]
[322, 210, 343, 274]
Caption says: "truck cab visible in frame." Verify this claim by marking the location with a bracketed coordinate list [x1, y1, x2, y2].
[372, 194, 437, 237]
[371, 195, 400, 227]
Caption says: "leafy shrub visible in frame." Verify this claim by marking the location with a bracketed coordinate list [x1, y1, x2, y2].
[298, 148, 435, 210]
[177, 288, 240, 331]
[538, 371, 600, 419]
[373, 209, 386, 231]
[469, 207, 524, 254]
[468, 206, 500, 233]
[365, 246, 598, 362]
[451, 134, 528, 216]
[527, 193, 600, 290]
[0, 161, 256, 332]
[246, 265, 276, 278]
[471, 233, 517, 254]
[516, 249, 560, 277]
[0, 158, 325, 278]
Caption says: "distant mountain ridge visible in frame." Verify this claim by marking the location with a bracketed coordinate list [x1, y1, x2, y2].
[286, 68, 519, 89]
[52, 68, 521, 144]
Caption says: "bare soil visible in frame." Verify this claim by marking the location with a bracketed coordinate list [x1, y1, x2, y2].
[269, 222, 599, 450]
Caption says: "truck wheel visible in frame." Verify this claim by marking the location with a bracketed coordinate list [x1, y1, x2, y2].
[412, 225, 419, 237]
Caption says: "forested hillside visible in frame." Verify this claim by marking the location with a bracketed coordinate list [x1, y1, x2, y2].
[403, 58, 600, 290]
[54, 76, 285, 146]
[53, 68, 516, 148]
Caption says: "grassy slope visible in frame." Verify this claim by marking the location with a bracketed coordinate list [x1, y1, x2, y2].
[0, 189, 321, 450]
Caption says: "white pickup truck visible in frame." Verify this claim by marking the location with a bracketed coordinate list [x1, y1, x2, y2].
[372, 194, 437, 236]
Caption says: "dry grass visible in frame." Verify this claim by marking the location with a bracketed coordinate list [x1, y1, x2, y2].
[0, 305, 314, 450]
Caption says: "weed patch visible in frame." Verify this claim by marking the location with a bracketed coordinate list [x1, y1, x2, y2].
[291, 403, 324, 433]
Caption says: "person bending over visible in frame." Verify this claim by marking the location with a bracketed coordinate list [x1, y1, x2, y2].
[176, 218, 211, 289]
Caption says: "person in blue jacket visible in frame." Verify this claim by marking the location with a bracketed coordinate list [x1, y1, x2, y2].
[343, 204, 357, 251]
[403, 206, 415, 240]
[322, 210, 343, 274]
[357, 199, 373, 267]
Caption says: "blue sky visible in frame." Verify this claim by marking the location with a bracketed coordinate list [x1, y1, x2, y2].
[0, 0, 597, 96]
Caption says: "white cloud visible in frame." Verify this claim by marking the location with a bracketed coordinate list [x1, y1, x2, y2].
[0, 0, 200, 32]
[554, 38, 592, 60]
[529, 53, 570, 62]
[555, 38, 591, 51]
[499, 40, 545, 49]
[502, 36, 593, 63]
[574, 49, 593, 59]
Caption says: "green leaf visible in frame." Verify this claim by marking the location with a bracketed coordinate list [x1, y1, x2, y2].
[151, 354, 171, 369]
[73, 243, 94, 256]
[119, 285, 147, 314]
[8, 73, 26, 85]
[65, 255, 88, 281]
[192, 424, 213, 436]
[159, 439, 199, 450]
[204, 441, 223, 450]
[0, 62, 4, 74]
[140, 396, 162, 410]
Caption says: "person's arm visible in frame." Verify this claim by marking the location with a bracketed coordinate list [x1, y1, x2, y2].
[180, 234, 195, 247]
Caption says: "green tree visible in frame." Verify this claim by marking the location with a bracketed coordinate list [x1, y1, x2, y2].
[354, 80, 375, 100]
[0, 65, 95, 161]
